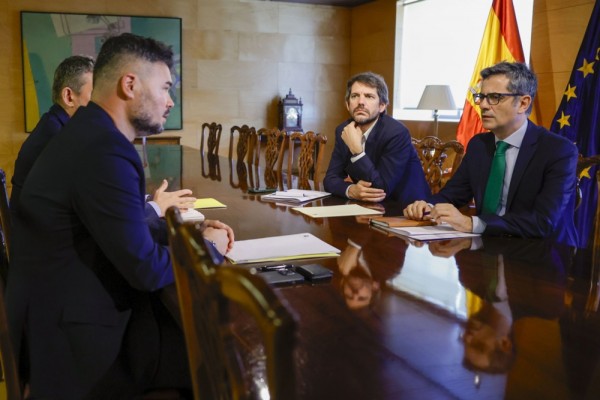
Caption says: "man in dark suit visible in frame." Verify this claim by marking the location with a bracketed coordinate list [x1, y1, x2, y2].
[10, 55, 94, 215]
[10, 56, 197, 247]
[404, 62, 578, 246]
[7, 33, 234, 399]
[323, 71, 430, 206]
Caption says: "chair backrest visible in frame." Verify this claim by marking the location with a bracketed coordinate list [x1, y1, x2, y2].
[229, 125, 257, 164]
[165, 208, 296, 400]
[201, 122, 223, 156]
[0, 169, 11, 264]
[0, 268, 23, 400]
[284, 131, 327, 190]
[253, 128, 287, 190]
[411, 136, 465, 194]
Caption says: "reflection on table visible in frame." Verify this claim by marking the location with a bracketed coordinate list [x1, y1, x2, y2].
[162, 148, 600, 399]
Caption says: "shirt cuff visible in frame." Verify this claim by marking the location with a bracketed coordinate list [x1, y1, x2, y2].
[147, 200, 162, 217]
[350, 152, 365, 163]
[471, 216, 486, 234]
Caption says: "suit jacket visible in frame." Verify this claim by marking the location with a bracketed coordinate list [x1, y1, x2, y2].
[6, 102, 175, 399]
[431, 121, 578, 246]
[10, 104, 69, 216]
[323, 114, 430, 207]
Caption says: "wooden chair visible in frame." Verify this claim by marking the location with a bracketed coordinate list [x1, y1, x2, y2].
[0, 171, 23, 399]
[229, 125, 258, 190]
[0, 169, 11, 266]
[411, 136, 465, 194]
[252, 128, 287, 190]
[200, 122, 222, 156]
[283, 131, 327, 190]
[165, 208, 296, 400]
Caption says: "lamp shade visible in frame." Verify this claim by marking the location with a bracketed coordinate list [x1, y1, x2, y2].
[417, 85, 456, 110]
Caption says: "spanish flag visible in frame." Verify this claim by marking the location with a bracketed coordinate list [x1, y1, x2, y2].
[456, 0, 527, 147]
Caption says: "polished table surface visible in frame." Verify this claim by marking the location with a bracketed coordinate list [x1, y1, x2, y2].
[151, 146, 600, 399]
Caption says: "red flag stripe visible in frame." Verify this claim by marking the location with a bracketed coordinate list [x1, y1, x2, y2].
[493, 0, 525, 62]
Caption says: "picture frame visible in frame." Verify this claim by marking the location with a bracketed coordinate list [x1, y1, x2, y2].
[20, 11, 182, 132]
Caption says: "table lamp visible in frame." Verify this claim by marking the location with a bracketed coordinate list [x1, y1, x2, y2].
[417, 85, 456, 137]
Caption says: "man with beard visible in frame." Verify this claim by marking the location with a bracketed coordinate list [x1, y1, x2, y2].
[403, 62, 578, 246]
[7, 33, 233, 399]
[323, 71, 429, 205]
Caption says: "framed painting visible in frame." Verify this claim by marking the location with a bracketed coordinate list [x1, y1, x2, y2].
[20, 11, 182, 132]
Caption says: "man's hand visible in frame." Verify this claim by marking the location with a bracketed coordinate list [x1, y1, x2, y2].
[153, 179, 196, 217]
[202, 219, 235, 254]
[348, 181, 386, 202]
[429, 203, 473, 232]
[428, 238, 472, 258]
[341, 122, 364, 155]
[403, 200, 432, 220]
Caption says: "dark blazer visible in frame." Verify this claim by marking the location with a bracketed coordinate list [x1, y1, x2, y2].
[323, 114, 430, 207]
[431, 121, 578, 246]
[10, 104, 69, 216]
[6, 102, 175, 399]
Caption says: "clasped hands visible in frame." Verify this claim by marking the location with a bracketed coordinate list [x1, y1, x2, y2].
[403, 200, 473, 233]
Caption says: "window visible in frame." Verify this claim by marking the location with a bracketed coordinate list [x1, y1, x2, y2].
[393, 0, 534, 121]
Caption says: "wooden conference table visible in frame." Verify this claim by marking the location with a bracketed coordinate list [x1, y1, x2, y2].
[148, 146, 600, 399]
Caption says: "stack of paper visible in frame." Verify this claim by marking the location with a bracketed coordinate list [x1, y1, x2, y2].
[225, 232, 340, 264]
[370, 216, 434, 228]
[260, 189, 330, 204]
[180, 209, 205, 222]
[373, 223, 480, 241]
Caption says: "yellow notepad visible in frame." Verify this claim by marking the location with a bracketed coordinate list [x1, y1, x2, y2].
[194, 198, 227, 209]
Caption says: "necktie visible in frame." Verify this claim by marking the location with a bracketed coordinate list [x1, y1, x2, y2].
[482, 141, 509, 214]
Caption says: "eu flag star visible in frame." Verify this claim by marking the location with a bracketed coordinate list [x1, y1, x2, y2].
[556, 111, 571, 129]
[564, 84, 577, 101]
[577, 58, 595, 78]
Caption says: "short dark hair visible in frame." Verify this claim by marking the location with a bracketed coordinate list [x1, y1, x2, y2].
[480, 61, 537, 115]
[345, 71, 389, 113]
[93, 33, 174, 87]
[51, 55, 94, 104]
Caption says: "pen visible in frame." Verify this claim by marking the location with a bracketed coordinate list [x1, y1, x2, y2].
[254, 264, 293, 272]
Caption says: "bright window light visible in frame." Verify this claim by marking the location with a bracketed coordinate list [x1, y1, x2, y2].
[393, 0, 534, 121]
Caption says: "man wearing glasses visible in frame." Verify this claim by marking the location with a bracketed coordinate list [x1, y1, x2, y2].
[403, 61, 578, 246]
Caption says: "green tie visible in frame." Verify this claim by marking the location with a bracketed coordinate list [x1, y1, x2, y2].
[482, 141, 509, 214]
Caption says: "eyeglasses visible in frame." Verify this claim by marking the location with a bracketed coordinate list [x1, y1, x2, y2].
[472, 92, 524, 105]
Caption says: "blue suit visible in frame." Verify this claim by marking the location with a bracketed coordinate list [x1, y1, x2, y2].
[431, 121, 578, 246]
[6, 102, 186, 398]
[10, 104, 69, 216]
[323, 114, 430, 207]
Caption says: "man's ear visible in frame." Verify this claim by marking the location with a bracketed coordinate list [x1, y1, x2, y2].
[60, 87, 76, 108]
[518, 95, 532, 114]
[119, 73, 137, 99]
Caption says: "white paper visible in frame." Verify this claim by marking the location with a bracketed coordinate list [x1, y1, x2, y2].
[261, 189, 330, 204]
[180, 209, 205, 222]
[225, 232, 340, 264]
[292, 204, 384, 218]
[385, 224, 480, 241]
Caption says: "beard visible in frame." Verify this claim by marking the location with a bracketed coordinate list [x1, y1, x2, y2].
[132, 112, 164, 136]
[131, 90, 167, 136]
[351, 109, 379, 126]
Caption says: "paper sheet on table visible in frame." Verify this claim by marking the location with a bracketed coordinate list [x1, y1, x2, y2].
[225, 232, 340, 264]
[292, 204, 384, 218]
[376, 223, 480, 241]
[194, 198, 227, 209]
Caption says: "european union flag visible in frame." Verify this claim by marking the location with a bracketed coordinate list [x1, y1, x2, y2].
[550, 1, 600, 248]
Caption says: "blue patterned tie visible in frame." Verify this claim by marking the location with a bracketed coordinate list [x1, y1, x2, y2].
[482, 141, 509, 214]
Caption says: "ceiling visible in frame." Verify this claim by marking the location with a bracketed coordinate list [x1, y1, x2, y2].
[267, 0, 374, 7]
